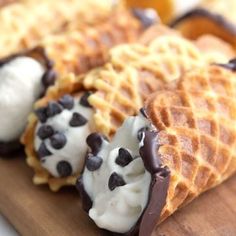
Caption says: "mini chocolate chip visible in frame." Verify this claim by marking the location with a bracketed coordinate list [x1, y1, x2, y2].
[137, 127, 149, 142]
[80, 92, 93, 108]
[132, 8, 158, 28]
[108, 172, 126, 191]
[42, 70, 56, 88]
[217, 58, 236, 71]
[56, 161, 72, 177]
[35, 107, 47, 123]
[69, 112, 87, 127]
[37, 125, 54, 140]
[58, 95, 74, 110]
[46, 101, 63, 117]
[86, 133, 104, 155]
[86, 154, 103, 171]
[50, 133, 67, 149]
[37, 142, 51, 159]
[115, 148, 133, 167]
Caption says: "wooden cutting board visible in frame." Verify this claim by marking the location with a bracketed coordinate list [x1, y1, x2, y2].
[0, 155, 235, 236]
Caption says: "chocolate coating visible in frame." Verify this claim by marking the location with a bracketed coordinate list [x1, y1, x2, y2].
[42, 70, 57, 88]
[69, 112, 88, 127]
[86, 154, 103, 171]
[132, 8, 158, 28]
[0, 140, 22, 156]
[137, 127, 149, 142]
[58, 95, 74, 110]
[108, 172, 126, 191]
[217, 58, 236, 71]
[170, 8, 236, 36]
[56, 160, 72, 177]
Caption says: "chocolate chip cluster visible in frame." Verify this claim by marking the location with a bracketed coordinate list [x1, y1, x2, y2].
[35, 92, 92, 177]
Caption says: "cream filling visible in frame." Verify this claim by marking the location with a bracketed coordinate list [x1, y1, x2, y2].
[35, 97, 94, 177]
[83, 113, 152, 233]
[0, 56, 45, 142]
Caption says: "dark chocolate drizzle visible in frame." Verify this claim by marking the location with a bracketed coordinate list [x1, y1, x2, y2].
[132, 8, 158, 29]
[77, 118, 170, 236]
[216, 58, 236, 71]
[170, 8, 236, 36]
[0, 47, 56, 155]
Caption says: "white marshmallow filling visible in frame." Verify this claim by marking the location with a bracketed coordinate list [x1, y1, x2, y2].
[82, 112, 153, 234]
[0, 56, 45, 142]
[34, 93, 94, 178]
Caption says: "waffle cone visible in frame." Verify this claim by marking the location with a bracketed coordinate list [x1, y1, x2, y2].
[144, 64, 236, 227]
[22, 27, 234, 191]
[39, 7, 143, 75]
[0, 0, 117, 57]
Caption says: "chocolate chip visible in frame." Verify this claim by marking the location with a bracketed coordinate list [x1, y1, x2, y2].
[58, 95, 74, 110]
[37, 125, 54, 140]
[86, 133, 104, 155]
[80, 92, 92, 108]
[217, 58, 236, 71]
[132, 8, 158, 28]
[46, 102, 63, 117]
[42, 70, 56, 88]
[115, 148, 133, 167]
[56, 161, 72, 177]
[37, 142, 51, 159]
[35, 107, 47, 123]
[50, 133, 67, 149]
[108, 172, 126, 191]
[69, 112, 87, 127]
[86, 154, 103, 171]
[137, 127, 149, 142]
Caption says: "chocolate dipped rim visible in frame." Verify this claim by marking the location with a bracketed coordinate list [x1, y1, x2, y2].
[170, 8, 236, 47]
[216, 58, 236, 71]
[77, 113, 170, 236]
[0, 47, 56, 156]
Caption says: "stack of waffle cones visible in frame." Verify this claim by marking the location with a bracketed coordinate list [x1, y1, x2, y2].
[22, 25, 235, 191]
[142, 64, 236, 234]
[0, 0, 117, 57]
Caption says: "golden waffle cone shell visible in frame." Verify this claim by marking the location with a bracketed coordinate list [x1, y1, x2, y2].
[40, 7, 143, 75]
[0, 0, 117, 57]
[22, 28, 234, 191]
[144, 65, 236, 224]
[86, 33, 234, 137]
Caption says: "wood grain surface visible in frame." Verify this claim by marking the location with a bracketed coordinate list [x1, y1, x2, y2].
[0, 155, 235, 236]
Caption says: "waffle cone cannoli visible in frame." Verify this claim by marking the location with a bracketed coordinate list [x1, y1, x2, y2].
[0, 0, 121, 57]
[0, 6, 153, 156]
[171, 0, 236, 49]
[21, 28, 234, 191]
[78, 61, 236, 236]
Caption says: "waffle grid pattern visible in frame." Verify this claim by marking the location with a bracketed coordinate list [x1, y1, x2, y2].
[41, 8, 143, 75]
[85, 35, 231, 137]
[145, 65, 236, 222]
[0, 0, 115, 57]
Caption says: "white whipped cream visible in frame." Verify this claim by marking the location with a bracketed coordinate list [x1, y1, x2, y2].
[35, 96, 94, 177]
[83, 113, 152, 233]
[174, 0, 201, 17]
[0, 56, 45, 142]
